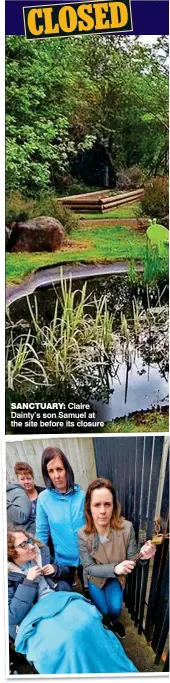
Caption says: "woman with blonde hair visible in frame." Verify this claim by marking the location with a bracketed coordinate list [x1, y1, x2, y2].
[78, 478, 156, 639]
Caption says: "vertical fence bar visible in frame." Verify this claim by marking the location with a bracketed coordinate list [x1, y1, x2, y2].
[151, 549, 169, 653]
[132, 437, 152, 627]
[145, 448, 169, 643]
[93, 435, 169, 662]
[163, 653, 169, 672]
[154, 604, 169, 665]
[134, 564, 142, 627]
[146, 436, 164, 539]
[129, 437, 143, 620]
[144, 542, 166, 642]
[137, 562, 150, 634]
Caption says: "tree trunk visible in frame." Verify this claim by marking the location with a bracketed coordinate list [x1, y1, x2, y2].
[104, 162, 109, 188]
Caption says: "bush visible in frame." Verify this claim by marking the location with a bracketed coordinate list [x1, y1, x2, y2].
[6, 192, 79, 235]
[116, 166, 144, 191]
[141, 177, 169, 219]
[63, 180, 100, 196]
[34, 196, 79, 234]
[6, 193, 36, 225]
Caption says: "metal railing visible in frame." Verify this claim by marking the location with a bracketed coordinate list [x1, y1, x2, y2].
[93, 435, 169, 669]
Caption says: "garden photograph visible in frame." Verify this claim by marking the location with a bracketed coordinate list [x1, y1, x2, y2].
[5, 34, 169, 434]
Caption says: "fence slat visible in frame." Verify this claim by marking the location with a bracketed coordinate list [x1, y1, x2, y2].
[154, 604, 169, 665]
[138, 563, 150, 635]
[134, 564, 142, 627]
[163, 652, 169, 672]
[151, 550, 169, 653]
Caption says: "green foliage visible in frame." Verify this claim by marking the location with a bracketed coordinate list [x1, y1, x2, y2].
[128, 261, 139, 285]
[63, 180, 100, 196]
[6, 192, 79, 235]
[141, 177, 169, 219]
[142, 244, 168, 284]
[6, 274, 115, 394]
[6, 36, 169, 197]
[35, 196, 80, 235]
[6, 192, 36, 224]
[101, 410, 169, 433]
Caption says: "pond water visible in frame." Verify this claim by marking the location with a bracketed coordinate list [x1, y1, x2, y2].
[92, 355, 168, 421]
[8, 273, 169, 423]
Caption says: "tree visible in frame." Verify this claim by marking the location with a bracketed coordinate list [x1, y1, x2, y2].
[6, 35, 169, 196]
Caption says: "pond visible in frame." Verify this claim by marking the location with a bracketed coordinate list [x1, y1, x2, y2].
[6, 273, 169, 429]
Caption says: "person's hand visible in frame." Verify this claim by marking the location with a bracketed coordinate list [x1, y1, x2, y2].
[139, 540, 156, 560]
[42, 564, 55, 576]
[27, 566, 42, 581]
[114, 560, 135, 575]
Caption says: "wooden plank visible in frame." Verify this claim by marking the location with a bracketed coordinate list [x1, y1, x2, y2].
[101, 189, 144, 205]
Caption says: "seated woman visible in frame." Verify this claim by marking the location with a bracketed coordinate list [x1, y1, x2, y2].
[78, 478, 156, 639]
[8, 526, 138, 675]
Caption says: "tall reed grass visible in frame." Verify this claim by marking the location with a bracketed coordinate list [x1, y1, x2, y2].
[6, 272, 115, 393]
[6, 272, 169, 396]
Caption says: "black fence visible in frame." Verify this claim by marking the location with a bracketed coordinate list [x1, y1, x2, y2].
[93, 436, 169, 670]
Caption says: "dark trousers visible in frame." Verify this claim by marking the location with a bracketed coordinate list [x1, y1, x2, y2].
[68, 564, 84, 588]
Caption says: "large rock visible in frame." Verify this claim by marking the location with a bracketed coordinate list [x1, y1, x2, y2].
[8, 216, 65, 252]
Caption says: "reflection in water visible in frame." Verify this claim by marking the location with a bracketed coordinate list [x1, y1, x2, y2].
[7, 274, 169, 421]
[92, 355, 168, 421]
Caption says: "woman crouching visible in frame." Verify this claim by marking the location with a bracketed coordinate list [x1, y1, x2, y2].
[78, 478, 156, 639]
[8, 526, 138, 674]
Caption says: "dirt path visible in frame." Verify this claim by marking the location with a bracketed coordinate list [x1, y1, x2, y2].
[6, 261, 142, 306]
[79, 218, 140, 229]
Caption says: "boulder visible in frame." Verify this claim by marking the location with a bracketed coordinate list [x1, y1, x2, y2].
[8, 216, 65, 252]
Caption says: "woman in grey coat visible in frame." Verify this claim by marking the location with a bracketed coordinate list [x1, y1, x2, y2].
[7, 483, 35, 534]
[78, 478, 156, 639]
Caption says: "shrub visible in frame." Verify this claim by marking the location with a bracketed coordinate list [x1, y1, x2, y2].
[6, 192, 79, 235]
[116, 166, 144, 191]
[116, 171, 131, 191]
[141, 177, 169, 219]
[63, 180, 100, 196]
[6, 192, 36, 225]
[35, 196, 79, 234]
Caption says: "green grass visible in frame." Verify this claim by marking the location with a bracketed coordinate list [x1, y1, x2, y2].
[78, 201, 140, 220]
[100, 410, 169, 433]
[6, 224, 147, 284]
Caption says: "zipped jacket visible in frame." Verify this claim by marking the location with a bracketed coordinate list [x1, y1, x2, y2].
[8, 544, 70, 640]
[7, 483, 36, 533]
[36, 484, 85, 566]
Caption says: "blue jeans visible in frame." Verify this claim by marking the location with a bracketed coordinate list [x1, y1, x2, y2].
[88, 578, 123, 621]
